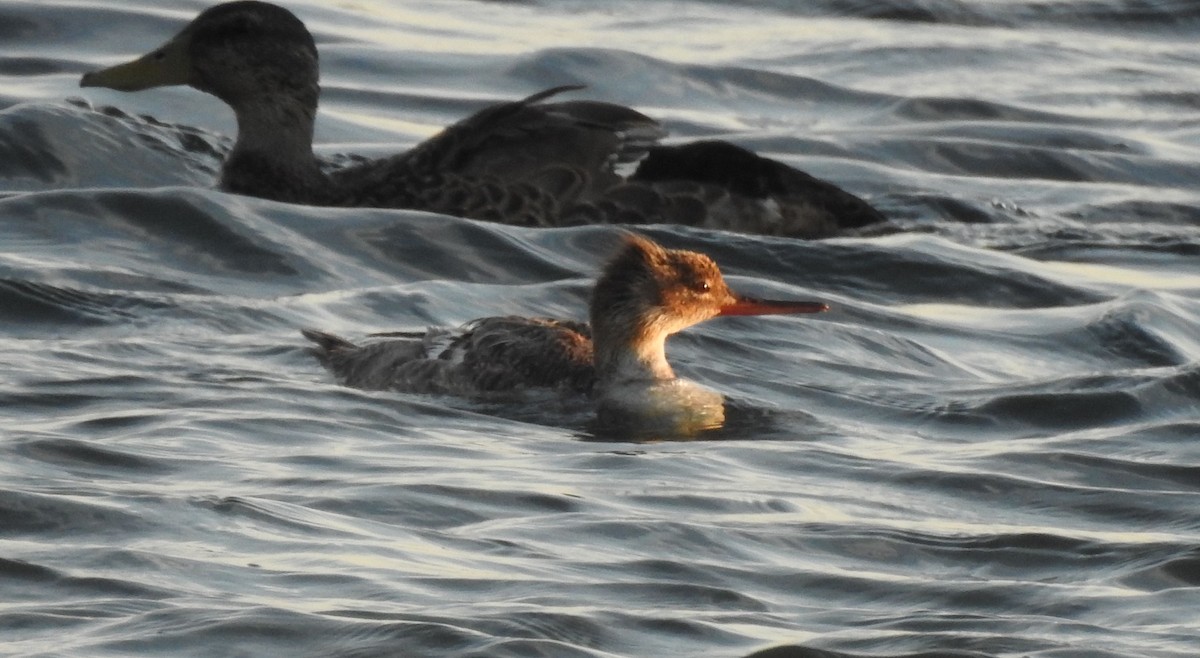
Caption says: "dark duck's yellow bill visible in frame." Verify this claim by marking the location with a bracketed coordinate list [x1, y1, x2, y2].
[80, 31, 191, 92]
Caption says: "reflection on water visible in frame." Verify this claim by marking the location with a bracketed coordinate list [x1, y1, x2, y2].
[594, 379, 728, 440]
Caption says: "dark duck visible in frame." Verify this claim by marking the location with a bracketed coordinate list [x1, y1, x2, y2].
[80, 1, 885, 238]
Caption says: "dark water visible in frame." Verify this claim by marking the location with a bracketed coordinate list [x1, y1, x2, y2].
[1, 1, 1199, 656]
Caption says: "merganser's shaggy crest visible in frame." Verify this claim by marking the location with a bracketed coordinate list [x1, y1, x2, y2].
[300, 235, 827, 403]
[80, 1, 885, 238]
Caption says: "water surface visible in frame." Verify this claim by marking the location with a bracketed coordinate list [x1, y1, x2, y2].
[1, 1, 1198, 656]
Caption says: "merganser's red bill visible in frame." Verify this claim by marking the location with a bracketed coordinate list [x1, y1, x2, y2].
[718, 298, 829, 317]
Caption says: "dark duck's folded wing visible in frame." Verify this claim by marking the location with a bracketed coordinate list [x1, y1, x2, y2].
[330, 85, 667, 226]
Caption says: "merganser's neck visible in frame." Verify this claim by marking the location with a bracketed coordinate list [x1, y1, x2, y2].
[592, 316, 676, 390]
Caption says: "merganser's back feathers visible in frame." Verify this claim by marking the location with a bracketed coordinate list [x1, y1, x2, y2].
[302, 317, 594, 395]
[80, 1, 886, 238]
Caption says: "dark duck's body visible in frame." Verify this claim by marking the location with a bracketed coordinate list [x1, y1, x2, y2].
[300, 235, 828, 401]
[80, 1, 885, 238]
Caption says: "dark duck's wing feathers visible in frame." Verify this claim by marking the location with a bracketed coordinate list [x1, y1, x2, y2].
[329, 85, 668, 226]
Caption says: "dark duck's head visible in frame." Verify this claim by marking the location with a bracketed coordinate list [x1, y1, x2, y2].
[82, 1, 318, 110]
[82, 2, 324, 199]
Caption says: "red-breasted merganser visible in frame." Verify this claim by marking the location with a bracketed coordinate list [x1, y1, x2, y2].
[301, 235, 827, 428]
[79, 1, 885, 238]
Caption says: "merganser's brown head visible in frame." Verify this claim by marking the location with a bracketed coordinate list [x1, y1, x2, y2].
[589, 234, 827, 387]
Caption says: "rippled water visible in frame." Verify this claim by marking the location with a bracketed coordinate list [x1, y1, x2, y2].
[2, 1, 1199, 657]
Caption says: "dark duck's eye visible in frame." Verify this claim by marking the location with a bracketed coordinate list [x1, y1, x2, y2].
[692, 280, 711, 294]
